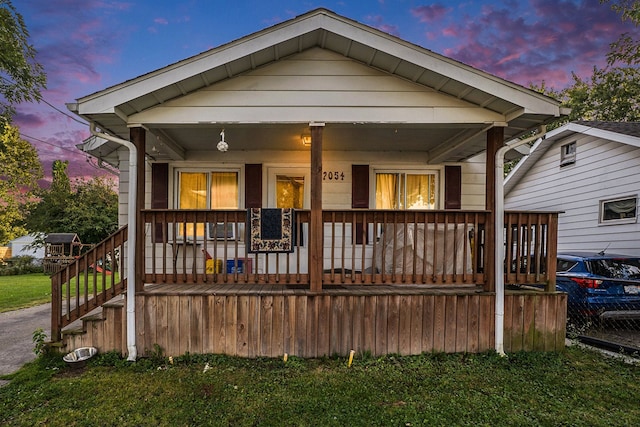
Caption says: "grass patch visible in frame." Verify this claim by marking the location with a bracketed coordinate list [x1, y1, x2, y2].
[0, 272, 119, 313]
[0, 273, 52, 313]
[1, 347, 639, 426]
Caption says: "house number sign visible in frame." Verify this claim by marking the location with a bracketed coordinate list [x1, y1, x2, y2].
[322, 171, 345, 181]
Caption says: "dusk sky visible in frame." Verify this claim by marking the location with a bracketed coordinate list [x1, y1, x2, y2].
[13, 0, 639, 179]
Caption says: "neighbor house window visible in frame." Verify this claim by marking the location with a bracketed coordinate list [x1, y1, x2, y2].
[600, 196, 637, 224]
[375, 172, 438, 209]
[560, 141, 576, 167]
[177, 170, 239, 237]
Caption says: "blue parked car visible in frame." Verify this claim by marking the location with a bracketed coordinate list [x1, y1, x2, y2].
[556, 252, 640, 322]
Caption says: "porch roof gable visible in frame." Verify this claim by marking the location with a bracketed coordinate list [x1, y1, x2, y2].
[69, 8, 566, 164]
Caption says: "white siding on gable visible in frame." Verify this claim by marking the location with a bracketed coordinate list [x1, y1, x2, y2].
[129, 48, 504, 125]
[505, 133, 640, 255]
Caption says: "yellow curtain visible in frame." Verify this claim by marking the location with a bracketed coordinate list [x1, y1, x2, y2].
[179, 173, 207, 208]
[406, 174, 436, 209]
[178, 173, 207, 238]
[210, 172, 239, 209]
[276, 175, 304, 209]
[376, 173, 398, 209]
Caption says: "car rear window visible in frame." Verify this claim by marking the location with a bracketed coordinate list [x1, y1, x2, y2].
[587, 258, 640, 279]
[557, 259, 578, 272]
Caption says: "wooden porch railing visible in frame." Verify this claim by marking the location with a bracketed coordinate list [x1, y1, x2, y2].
[51, 210, 558, 342]
[140, 209, 556, 287]
[504, 211, 558, 291]
[51, 226, 127, 341]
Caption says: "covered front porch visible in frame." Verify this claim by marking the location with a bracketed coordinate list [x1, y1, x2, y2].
[54, 207, 565, 357]
[58, 9, 569, 358]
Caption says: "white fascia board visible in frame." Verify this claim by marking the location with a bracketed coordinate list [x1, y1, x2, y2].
[77, 17, 323, 114]
[567, 123, 640, 148]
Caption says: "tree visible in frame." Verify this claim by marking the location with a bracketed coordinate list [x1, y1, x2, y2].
[0, 0, 46, 123]
[0, 122, 42, 244]
[64, 177, 118, 244]
[25, 161, 118, 245]
[555, 66, 640, 123]
[601, 0, 640, 66]
[25, 160, 72, 236]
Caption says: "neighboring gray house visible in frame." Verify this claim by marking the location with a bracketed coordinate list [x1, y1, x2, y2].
[8, 234, 45, 260]
[505, 121, 640, 256]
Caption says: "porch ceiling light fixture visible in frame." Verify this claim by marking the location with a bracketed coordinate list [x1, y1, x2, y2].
[217, 129, 229, 152]
[301, 133, 312, 146]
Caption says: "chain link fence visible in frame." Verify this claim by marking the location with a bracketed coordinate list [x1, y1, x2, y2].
[558, 254, 640, 353]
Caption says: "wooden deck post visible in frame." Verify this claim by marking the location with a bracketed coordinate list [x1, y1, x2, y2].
[310, 123, 325, 293]
[131, 127, 146, 293]
[485, 127, 503, 292]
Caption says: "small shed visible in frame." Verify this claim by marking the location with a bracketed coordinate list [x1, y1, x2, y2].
[43, 233, 85, 273]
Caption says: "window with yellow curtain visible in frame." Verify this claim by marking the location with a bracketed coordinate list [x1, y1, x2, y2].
[210, 172, 239, 209]
[375, 172, 437, 210]
[177, 171, 239, 238]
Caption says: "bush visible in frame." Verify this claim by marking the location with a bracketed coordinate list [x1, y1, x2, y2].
[0, 256, 44, 276]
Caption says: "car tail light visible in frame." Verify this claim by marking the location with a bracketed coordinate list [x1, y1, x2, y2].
[571, 277, 603, 289]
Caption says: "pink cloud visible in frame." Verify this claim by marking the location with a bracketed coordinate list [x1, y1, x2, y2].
[365, 15, 400, 37]
[154, 17, 169, 25]
[428, 0, 640, 89]
[411, 4, 450, 22]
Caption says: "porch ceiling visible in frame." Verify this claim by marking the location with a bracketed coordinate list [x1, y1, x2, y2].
[70, 8, 565, 166]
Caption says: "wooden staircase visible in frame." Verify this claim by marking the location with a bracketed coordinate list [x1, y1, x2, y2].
[61, 295, 127, 355]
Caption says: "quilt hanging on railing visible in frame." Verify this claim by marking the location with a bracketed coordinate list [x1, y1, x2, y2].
[248, 208, 295, 253]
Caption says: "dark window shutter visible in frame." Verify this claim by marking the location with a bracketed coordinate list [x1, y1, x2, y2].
[444, 165, 462, 210]
[245, 164, 262, 208]
[151, 163, 169, 242]
[352, 165, 369, 208]
[352, 165, 369, 244]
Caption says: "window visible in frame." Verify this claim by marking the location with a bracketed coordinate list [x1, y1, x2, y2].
[556, 258, 578, 273]
[375, 172, 438, 209]
[276, 175, 305, 209]
[177, 170, 239, 238]
[560, 141, 576, 167]
[600, 196, 638, 224]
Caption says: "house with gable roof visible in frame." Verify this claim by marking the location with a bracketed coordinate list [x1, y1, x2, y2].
[56, 8, 568, 359]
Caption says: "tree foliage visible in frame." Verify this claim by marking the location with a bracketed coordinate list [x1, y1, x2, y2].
[0, 0, 46, 123]
[562, 66, 640, 122]
[601, 0, 640, 66]
[0, 122, 42, 244]
[25, 161, 118, 245]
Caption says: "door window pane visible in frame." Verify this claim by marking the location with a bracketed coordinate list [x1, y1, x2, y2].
[276, 175, 304, 209]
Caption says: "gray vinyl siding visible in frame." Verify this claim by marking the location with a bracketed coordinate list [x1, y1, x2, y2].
[505, 134, 640, 255]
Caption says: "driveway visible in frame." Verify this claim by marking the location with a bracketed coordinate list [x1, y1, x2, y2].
[0, 303, 51, 382]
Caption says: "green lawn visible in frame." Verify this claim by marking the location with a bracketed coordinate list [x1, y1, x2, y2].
[1, 346, 639, 426]
[0, 273, 52, 313]
[0, 272, 117, 313]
